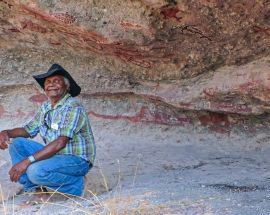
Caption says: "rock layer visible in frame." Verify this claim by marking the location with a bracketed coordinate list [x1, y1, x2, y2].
[1, 0, 270, 115]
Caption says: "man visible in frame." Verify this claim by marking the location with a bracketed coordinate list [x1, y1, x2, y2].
[0, 64, 96, 202]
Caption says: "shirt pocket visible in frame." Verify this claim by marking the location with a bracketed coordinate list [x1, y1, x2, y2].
[52, 115, 62, 130]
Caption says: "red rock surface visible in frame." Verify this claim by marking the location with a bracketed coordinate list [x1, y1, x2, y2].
[0, 0, 270, 132]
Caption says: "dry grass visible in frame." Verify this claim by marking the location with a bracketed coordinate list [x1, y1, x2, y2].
[0, 186, 214, 215]
[0, 157, 198, 215]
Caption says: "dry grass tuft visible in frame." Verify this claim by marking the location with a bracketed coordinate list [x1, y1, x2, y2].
[0, 157, 190, 215]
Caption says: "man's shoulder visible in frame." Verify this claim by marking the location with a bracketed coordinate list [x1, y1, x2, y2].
[40, 100, 50, 111]
[65, 97, 83, 109]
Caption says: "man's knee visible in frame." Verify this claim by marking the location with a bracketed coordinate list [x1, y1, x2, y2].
[9, 137, 28, 152]
[26, 163, 47, 184]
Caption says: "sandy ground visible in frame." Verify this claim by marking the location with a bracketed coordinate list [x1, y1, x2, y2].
[1, 119, 270, 214]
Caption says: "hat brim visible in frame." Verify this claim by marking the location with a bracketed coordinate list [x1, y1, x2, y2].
[33, 65, 81, 97]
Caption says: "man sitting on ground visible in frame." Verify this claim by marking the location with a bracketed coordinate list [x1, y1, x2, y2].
[0, 64, 96, 203]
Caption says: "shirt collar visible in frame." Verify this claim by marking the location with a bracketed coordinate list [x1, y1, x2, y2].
[48, 93, 71, 110]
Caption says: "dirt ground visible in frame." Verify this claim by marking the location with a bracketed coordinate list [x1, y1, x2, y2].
[0, 118, 270, 215]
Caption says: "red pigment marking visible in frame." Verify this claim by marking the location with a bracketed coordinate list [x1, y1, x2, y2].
[50, 12, 76, 25]
[82, 37, 97, 43]
[29, 94, 48, 103]
[127, 58, 152, 69]
[161, 7, 181, 21]
[0, 105, 5, 118]
[132, 25, 156, 37]
[148, 109, 191, 125]
[203, 88, 215, 97]
[120, 21, 143, 29]
[89, 106, 191, 126]
[239, 81, 260, 92]
[57, 28, 76, 36]
[211, 102, 252, 113]
[19, 4, 177, 68]
[20, 5, 64, 25]
[89, 107, 145, 123]
[21, 20, 47, 33]
[49, 39, 61, 45]
[8, 28, 21, 33]
[116, 54, 150, 68]
[199, 112, 230, 135]
[199, 113, 229, 127]
[254, 26, 270, 36]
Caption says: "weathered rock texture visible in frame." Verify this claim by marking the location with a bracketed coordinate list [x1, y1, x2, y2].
[1, 0, 270, 131]
[0, 0, 270, 198]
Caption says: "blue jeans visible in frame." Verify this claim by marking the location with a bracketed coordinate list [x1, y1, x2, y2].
[9, 137, 91, 196]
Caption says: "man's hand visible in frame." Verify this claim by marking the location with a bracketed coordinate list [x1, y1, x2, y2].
[0, 130, 10, 150]
[9, 159, 31, 182]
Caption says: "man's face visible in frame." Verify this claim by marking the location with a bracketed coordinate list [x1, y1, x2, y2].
[44, 75, 68, 100]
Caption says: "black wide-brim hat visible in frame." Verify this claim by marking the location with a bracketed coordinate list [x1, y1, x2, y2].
[33, 64, 81, 97]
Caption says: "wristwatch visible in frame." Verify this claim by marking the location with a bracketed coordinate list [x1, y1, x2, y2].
[28, 155, 36, 163]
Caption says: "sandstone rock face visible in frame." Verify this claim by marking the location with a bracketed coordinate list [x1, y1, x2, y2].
[1, 0, 270, 132]
[0, 0, 270, 197]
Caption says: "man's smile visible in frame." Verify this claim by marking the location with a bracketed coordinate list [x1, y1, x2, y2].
[46, 88, 59, 91]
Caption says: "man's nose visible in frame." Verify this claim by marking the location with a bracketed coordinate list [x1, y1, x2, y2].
[45, 83, 55, 88]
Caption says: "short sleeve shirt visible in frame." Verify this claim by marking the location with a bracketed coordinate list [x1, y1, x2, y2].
[24, 93, 96, 164]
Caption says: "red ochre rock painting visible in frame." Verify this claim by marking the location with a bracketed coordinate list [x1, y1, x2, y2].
[21, 20, 48, 34]
[1, 0, 270, 134]
[11, 4, 177, 68]
[203, 88, 215, 97]
[160, 6, 181, 21]
[120, 21, 143, 29]
[8, 28, 21, 33]
[29, 94, 48, 104]
[89, 106, 192, 126]
[210, 102, 252, 114]
[49, 12, 76, 25]
[199, 112, 230, 134]
[238, 80, 262, 92]
[2, 0, 270, 74]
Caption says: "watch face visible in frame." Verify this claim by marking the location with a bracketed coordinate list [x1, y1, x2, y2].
[28, 155, 36, 163]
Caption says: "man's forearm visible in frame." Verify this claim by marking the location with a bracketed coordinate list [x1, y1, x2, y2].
[32, 136, 68, 161]
[4, 128, 30, 139]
